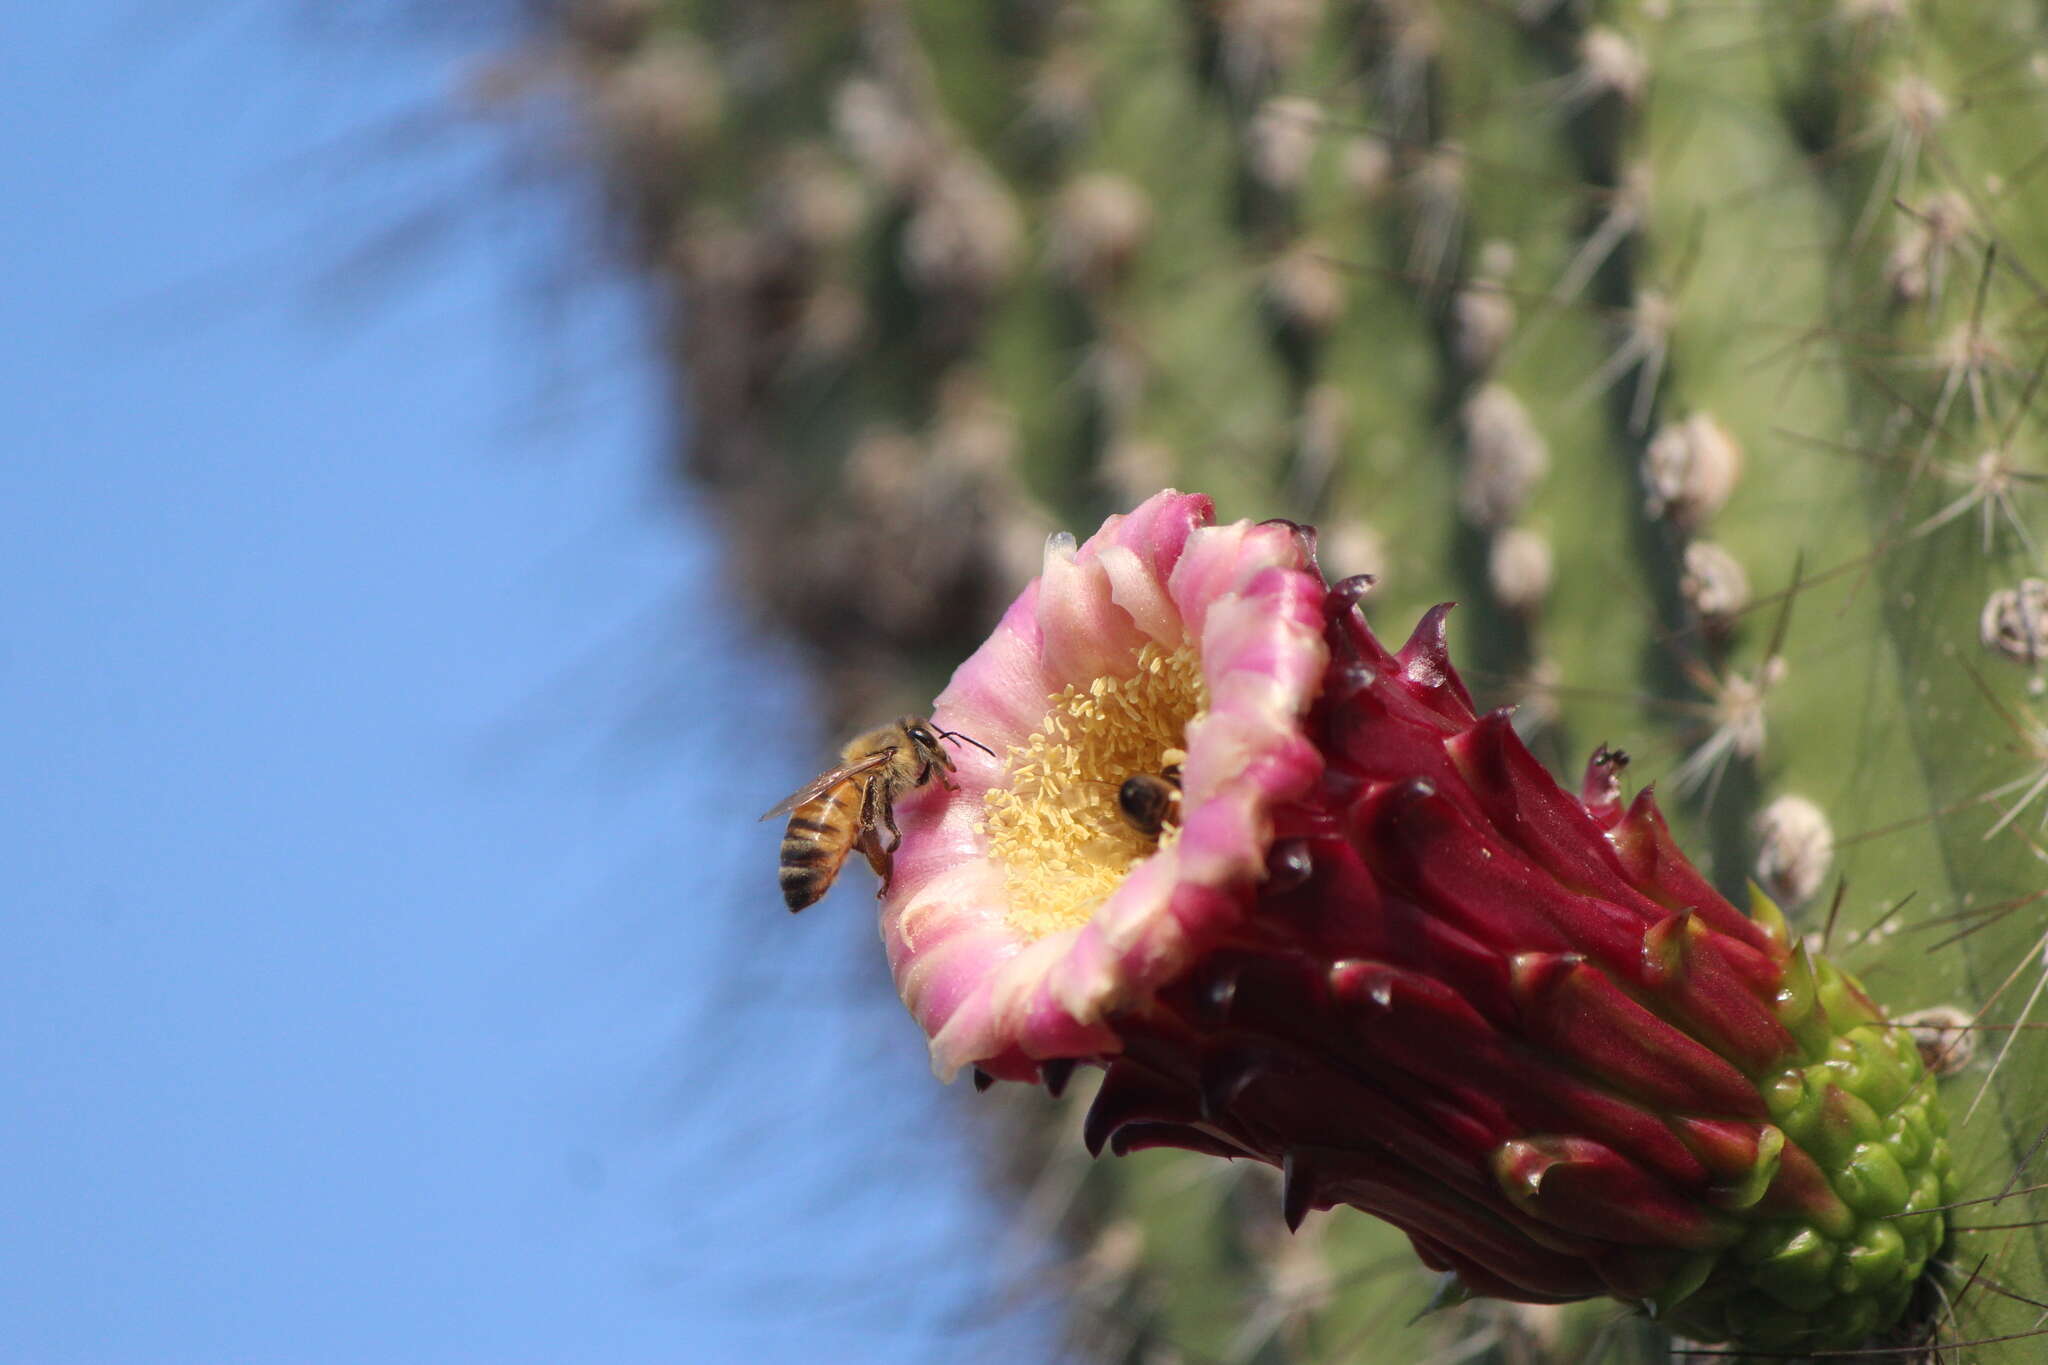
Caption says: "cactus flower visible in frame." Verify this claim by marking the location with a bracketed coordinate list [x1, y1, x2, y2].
[878, 491, 1952, 1352]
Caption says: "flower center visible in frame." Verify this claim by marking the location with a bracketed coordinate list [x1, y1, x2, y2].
[980, 642, 1206, 940]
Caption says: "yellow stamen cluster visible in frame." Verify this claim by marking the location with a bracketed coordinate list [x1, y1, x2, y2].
[981, 642, 1206, 940]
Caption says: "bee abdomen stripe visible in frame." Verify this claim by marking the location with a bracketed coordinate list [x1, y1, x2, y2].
[783, 817, 836, 835]
[779, 843, 837, 866]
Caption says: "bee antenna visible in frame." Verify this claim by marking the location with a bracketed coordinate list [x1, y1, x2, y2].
[937, 727, 996, 758]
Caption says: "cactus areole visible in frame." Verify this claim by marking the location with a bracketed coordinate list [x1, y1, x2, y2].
[873, 492, 1952, 1351]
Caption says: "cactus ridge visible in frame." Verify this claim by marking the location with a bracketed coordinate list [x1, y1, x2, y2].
[523, 0, 2048, 1358]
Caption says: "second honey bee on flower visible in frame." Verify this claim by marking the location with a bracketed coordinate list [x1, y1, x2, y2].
[1115, 761, 1183, 839]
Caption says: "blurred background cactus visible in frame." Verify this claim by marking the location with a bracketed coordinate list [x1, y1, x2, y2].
[497, 0, 2048, 1359]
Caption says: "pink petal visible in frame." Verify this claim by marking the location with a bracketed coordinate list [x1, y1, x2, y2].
[929, 581, 1053, 761]
[881, 492, 1329, 1080]
[1111, 489, 1212, 581]
[1036, 537, 1148, 686]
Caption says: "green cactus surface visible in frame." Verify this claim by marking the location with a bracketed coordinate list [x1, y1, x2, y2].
[526, 0, 2048, 1359]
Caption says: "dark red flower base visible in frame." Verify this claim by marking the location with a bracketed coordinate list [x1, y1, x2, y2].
[1046, 583, 1951, 1349]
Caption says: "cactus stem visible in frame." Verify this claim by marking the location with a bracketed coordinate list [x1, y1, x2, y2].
[1960, 924, 2048, 1127]
[566, 0, 2048, 1350]
[1917, 886, 2048, 956]
[1961, 675, 2048, 842]
[1529, 164, 1650, 326]
[1846, 73, 1951, 249]
[1980, 577, 2048, 673]
[1889, 1179, 2048, 1221]
[1909, 438, 2046, 561]
[1668, 654, 1785, 804]
[1573, 286, 1674, 436]
[1893, 1006, 1977, 1077]
[1754, 795, 1836, 910]
[1402, 142, 1467, 297]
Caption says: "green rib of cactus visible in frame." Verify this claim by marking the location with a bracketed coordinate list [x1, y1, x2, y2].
[537, 0, 2048, 1359]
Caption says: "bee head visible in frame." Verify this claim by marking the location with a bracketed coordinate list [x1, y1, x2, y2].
[905, 716, 996, 769]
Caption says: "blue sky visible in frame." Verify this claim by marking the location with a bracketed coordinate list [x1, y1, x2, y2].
[0, 7, 1060, 1361]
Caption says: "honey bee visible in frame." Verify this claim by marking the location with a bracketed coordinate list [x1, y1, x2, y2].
[761, 717, 994, 912]
[1115, 761, 1183, 838]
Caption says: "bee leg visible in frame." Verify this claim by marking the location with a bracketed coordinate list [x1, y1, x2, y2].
[854, 780, 894, 879]
[881, 799, 903, 853]
[858, 826, 892, 880]
[858, 778, 881, 843]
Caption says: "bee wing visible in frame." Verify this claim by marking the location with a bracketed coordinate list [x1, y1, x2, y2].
[758, 748, 897, 821]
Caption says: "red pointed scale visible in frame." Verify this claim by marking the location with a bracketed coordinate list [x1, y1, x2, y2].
[1509, 952, 1767, 1119]
[1579, 745, 1629, 830]
[1450, 711, 1670, 919]
[1394, 603, 1480, 724]
[1350, 778, 1650, 971]
[1082, 1061, 1200, 1157]
[1493, 1137, 1737, 1250]
[1106, 1122, 1246, 1160]
[1642, 911, 1798, 1075]
[1610, 788, 1773, 955]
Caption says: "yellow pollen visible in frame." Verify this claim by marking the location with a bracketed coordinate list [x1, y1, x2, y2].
[980, 643, 1206, 940]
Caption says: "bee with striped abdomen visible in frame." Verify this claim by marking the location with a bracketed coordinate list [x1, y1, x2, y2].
[762, 716, 994, 911]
